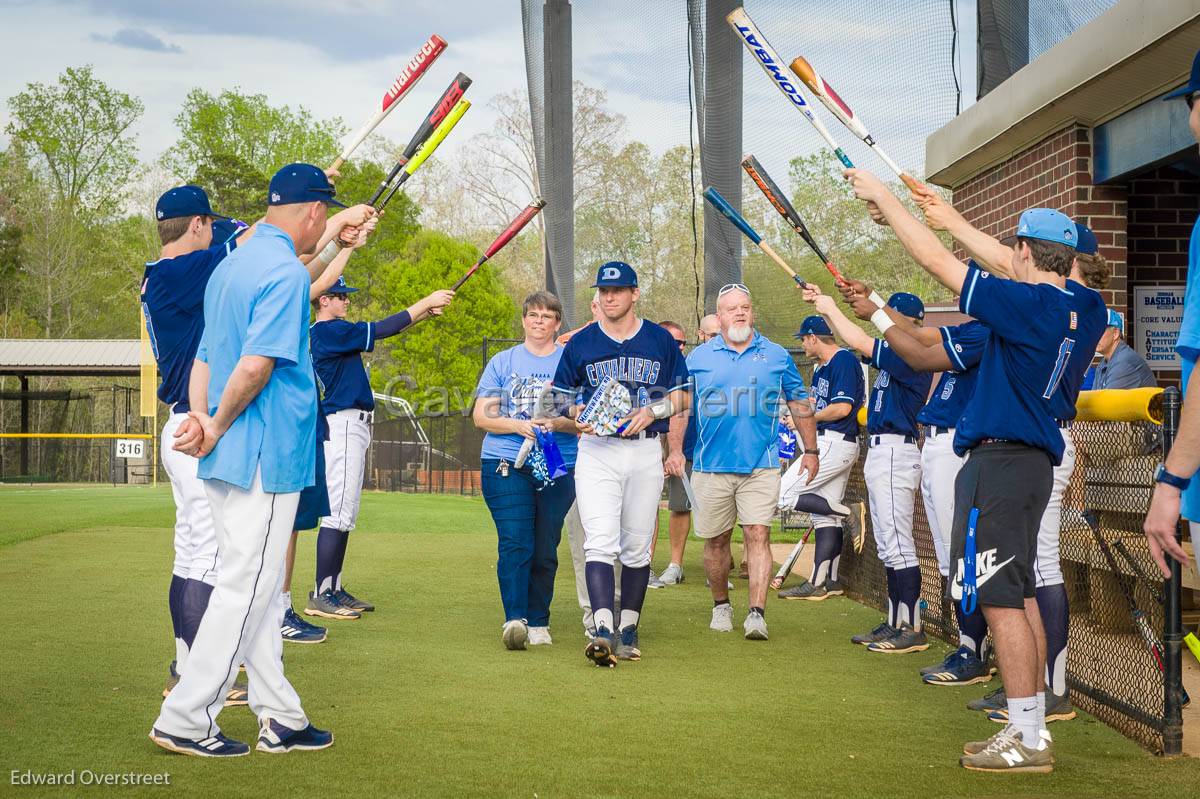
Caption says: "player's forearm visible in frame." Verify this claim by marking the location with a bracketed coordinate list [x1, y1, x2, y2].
[791, 405, 817, 451]
[309, 246, 352, 297]
[882, 327, 953, 372]
[666, 408, 687, 455]
[211, 355, 274, 435]
[947, 218, 1014, 278]
[821, 302, 874, 358]
[875, 192, 968, 295]
[1164, 367, 1200, 479]
[877, 306, 942, 346]
[814, 403, 852, 423]
[188, 359, 210, 414]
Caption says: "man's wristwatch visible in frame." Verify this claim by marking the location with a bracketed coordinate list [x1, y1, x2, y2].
[1154, 463, 1191, 491]
[803, 449, 820, 456]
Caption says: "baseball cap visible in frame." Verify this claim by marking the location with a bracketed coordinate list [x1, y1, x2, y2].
[1163, 48, 1200, 101]
[156, 185, 227, 221]
[887, 292, 925, 321]
[795, 315, 832, 338]
[1074, 222, 1098, 256]
[211, 218, 248, 245]
[1015, 208, 1077, 249]
[324, 275, 359, 295]
[592, 261, 638, 288]
[1106, 308, 1124, 333]
[268, 163, 347, 208]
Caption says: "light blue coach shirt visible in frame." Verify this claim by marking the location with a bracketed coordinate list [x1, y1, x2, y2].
[1177, 215, 1200, 519]
[688, 330, 807, 474]
[196, 223, 317, 494]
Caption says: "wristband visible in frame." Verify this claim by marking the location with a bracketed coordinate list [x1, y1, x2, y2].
[868, 291, 885, 309]
[1154, 463, 1191, 491]
[316, 240, 340, 266]
[649, 398, 674, 419]
[870, 307, 895, 335]
[803, 448, 819, 456]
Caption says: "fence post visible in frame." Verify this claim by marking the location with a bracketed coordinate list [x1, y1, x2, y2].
[1160, 386, 1184, 756]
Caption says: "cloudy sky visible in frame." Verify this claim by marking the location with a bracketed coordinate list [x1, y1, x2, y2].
[0, 0, 980, 183]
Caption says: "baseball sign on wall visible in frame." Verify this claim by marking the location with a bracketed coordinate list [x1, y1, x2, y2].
[1132, 286, 1185, 371]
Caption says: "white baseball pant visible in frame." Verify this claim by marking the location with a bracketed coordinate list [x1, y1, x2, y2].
[322, 409, 372, 532]
[575, 435, 664, 568]
[919, 429, 966, 577]
[863, 435, 922, 569]
[1034, 428, 1076, 588]
[162, 412, 219, 586]
[777, 433, 859, 527]
[153, 468, 307, 740]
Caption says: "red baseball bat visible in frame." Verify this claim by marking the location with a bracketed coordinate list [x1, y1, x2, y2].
[452, 199, 546, 290]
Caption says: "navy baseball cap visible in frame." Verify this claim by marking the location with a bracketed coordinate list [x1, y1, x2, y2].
[1015, 208, 1077, 248]
[795, 315, 832, 338]
[268, 163, 347, 208]
[211, 218, 248, 245]
[887, 292, 925, 320]
[1163, 49, 1200, 101]
[1074, 222, 1098, 256]
[324, 275, 358, 295]
[156, 185, 227, 221]
[592, 261, 638, 288]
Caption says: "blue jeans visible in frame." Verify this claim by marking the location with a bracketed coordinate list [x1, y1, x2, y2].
[481, 459, 576, 626]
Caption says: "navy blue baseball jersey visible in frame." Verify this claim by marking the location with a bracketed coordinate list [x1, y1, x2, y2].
[140, 239, 237, 412]
[953, 265, 1106, 463]
[917, 320, 989, 429]
[552, 319, 690, 435]
[813, 348, 864, 438]
[863, 339, 932, 437]
[310, 319, 376, 415]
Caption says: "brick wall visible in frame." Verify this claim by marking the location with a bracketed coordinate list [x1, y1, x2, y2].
[1126, 165, 1198, 286]
[950, 124, 1129, 310]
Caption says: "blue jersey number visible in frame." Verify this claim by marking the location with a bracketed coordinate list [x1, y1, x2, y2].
[1042, 338, 1075, 399]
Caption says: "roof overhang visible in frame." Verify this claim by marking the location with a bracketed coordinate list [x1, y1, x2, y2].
[0, 340, 142, 377]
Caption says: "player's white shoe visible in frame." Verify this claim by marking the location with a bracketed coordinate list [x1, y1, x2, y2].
[710, 603, 734, 632]
[743, 610, 769, 641]
[528, 626, 552, 646]
[659, 563, 684, 585]
[502, 619, 528, 650]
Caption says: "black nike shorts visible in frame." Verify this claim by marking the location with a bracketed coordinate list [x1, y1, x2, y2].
[949, 442, 1053, 610]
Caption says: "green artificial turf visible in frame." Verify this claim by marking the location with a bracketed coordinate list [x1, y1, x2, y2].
[1, 486, 1197, 797]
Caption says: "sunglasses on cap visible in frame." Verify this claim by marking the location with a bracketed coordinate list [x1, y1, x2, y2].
[718, 283, 750, 297]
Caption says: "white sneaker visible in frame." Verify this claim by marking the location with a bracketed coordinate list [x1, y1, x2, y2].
[659, 563, 684, 585]
[743, 610, 768, 640]
[502, 619, 528, 650]
[582, 609, 595, 639]
[647, 571, 666, 589]
[528, 626, 552, 645]
[710, 603, 734, 632]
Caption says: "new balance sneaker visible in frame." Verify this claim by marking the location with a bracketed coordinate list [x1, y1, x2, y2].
[968, 686, 1007, 713]
[965, 725, 1053, 756]
[149, 728, 249, 758]
[710, 603, 734, 632]
[647, 571, 666, 590]
[778, 580, 827, 601]
[659, 563, 684, 585]
[282, 608, 327, 644]
[585, 626, 617, 667]
[502, 619, 528, 651]
[616, 625, 641, 661]
[305, 590, 360, 621]
[255, 719, 334, 753]
[743, 610, 769, 640]
[959, 727, 1053, 773]
[823, 578, 845, 596]
[528, 626, 552, 646]
[333, 588, 374, 613]
[162, 661, 248, 706]
[868, 623, 929, 654]
[989, 692, 1076, 723]
[851, 622, 898, 646]
[921, 646, 993, 686]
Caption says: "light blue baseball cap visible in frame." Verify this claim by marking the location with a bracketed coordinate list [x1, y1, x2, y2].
[1015, 208, 1077, 249]
[1106, 308, 1124, 333]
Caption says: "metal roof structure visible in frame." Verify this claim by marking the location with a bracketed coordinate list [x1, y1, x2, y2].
[0, 339, 141, 377]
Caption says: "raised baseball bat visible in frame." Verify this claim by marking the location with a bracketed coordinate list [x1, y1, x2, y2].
[451, 198, 546, 291]
[702, 186, 807, 288]
[376, 98, 470, 212]
[741, 154, 847, 285]
[772, 526, 813, 590]
[726, 7, 853, 169]
[329, 35, 447, 173]
[368, 72, 471, 207]
[788, 56, 925, 193]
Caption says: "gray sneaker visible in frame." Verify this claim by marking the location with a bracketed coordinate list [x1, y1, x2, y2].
[778, 580, 827, 601]
[305, 590, 360, 621]
[867, 623, 929, 654]
[965, 725, 1053, 756]
[960, 727, 1053, 773]
[743, 610, 769, 640]
[502, 619, 528, 651]
[823, 578, 845, 596]
[647, 571, 666, 590]
[659, 563, 684, 585]
[967, 686, 1007, 712]
[710, 603, 734, 632]
[850, 621, 897, 646]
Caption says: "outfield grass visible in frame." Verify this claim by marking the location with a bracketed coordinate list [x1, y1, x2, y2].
[1, 486, 1198, 798]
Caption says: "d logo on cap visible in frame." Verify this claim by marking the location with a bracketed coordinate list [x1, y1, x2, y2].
[602, 266, 620, 281]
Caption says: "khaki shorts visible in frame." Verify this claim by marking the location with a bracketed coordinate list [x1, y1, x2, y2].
[692, 468, 780, 539]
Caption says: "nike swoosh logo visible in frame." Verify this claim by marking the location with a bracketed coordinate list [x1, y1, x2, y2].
[950, 553, 1017, 599]
[974, 555, 1016, 588]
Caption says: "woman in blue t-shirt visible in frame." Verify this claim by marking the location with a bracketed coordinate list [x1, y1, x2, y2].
[473, 291, 578, 651]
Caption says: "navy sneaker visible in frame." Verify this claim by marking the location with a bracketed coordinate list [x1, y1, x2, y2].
[149, 728, 249, 758]
[334, 588, 374, 613]
[922, 646, 994, 686]
[256, 719, 334, 753]
[989, 691, 1076, 723]
[616, 625, 641, 661]
[282, 608, 327, 644]
[585, 625, 618, 668]
[867, 623, 929, 654]
[850, 622, 897, 646]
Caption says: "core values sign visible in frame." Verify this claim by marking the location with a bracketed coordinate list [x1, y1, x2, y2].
[1133, 286, 1185, 371]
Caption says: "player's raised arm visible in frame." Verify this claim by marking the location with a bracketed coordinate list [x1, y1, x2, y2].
[802, 284, 873, 359]
[909, 186, 1015, 278]
[839, 284, 954, 372]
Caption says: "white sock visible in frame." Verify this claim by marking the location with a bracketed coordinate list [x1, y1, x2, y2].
[1007, 696, 1039, 747]
[593, 608, 614, 633]
[281, 590, 291, 607]
[1036, 691, 1047, 733]
[619, 609, 640, 630]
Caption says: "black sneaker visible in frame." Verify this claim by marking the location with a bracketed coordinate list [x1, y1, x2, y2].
[334, 588, 374, 612]
[967, 686, 1007, 713]
[823, 578, 845, 596]
[922, 646, 993, 685]
[850, 621, 897, 646]
[867, 623, 929, 654]
[778, 580, 827, 600]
